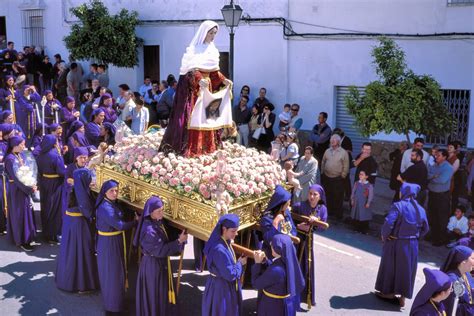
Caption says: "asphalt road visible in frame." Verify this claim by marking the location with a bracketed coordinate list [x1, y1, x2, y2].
[0, 209, 448, 316]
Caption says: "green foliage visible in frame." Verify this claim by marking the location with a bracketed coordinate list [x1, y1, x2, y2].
[63, 0, 143, 68]
[345, 37, 454, 144]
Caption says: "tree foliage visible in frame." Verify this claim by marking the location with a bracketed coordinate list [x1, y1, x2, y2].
[345, 37, 454, 144]
[64, 0, 143, 68]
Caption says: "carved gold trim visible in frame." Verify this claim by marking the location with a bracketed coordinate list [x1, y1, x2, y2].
[93, 164, 271, 240]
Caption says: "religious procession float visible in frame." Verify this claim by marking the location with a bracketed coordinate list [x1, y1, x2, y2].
[94, 128, 284, 241]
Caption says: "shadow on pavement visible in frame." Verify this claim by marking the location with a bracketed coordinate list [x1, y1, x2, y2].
[329, 292, 401, 312]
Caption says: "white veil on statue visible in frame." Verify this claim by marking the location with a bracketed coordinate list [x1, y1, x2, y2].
[179, 20, 220, 75]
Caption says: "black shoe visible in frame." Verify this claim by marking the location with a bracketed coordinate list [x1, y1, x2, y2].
[20, 243, 34, 252]
[47, 237, 60, 245]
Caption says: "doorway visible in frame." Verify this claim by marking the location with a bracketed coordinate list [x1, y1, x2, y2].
[143, 45, 160, 81]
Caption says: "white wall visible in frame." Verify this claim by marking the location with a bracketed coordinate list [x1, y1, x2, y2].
[1, 0, 473, 146]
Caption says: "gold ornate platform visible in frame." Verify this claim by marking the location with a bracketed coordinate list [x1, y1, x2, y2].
[94, 164, 271, 240]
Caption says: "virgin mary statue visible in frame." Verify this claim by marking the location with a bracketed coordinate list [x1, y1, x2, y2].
[159, 20, 232, 157]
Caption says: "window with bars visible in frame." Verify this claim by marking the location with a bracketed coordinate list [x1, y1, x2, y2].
[426, 89, 471, 146]
[21, 9, 44, 48]
[448, 0, 474, 5]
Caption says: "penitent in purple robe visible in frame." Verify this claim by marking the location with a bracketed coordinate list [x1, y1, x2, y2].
[5, 152, 36, 246]
[375, 183, 429, 299]
[292, 200, 328, 306]
[56, 168, 98, 292]
[15, 92, 40, 147]
[202, 237, 243, 316]
[96, 197, 135, 313]
[135, 218, 183, 315]
[252, 259, 294, 316]
[60, 106, 78, 142]
[85, 122, 102, 148]
[36, 135, 66, 241]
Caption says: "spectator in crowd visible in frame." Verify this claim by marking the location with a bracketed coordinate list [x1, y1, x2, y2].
[311, 112, 332, 163]
[397, 148, 428, 206]
[143, 80, 163, 126]
[128, 98, 149, 135]
[233, 95, 251, 147]
[52, 53, 65, 84]
[333, 128, 354, 201]
[253, 87, 270, 113]
[156, 74, 177, 126]
[427, 149, 454, 246]
[138, 76, 152, 97]
[400, 137, 429, 173]
[278, 103, 291, 131]
[428, 145, 439, 167]
[353, 142, 378, 184]
[97, 64, 109, 88]
[248, 105, 259, 148]
[55, 62, 69, 105]
[239, 85, 250, 99]
[39, 55, 53, 92]
[66, 62, 80, 103]
[279, 131, 299, 165]
[2, 42, 18, 59]
[288, 103, 303, 132]
[351, 170, 374, 234]
[447, 141, 462, 211]
[118, 90, 135, 123]
[389, 141, 409, 201]
[12, 61, 27, 88]
[115, 83, 130, 109]
[79, 92, 93, 123]
[255, 103, 275, 153]
[446, 205, 469, 244]
[88, 78, 101, 99]
[321, 134, 349, 219]
[82, 63, 99, 86]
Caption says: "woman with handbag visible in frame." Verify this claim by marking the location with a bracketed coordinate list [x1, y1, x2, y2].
[255, 103, 275, 153]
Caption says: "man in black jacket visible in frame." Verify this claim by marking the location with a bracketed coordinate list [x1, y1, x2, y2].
[398, 148, 428, 206]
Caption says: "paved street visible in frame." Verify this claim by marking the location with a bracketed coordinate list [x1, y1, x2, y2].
[0, 198, 448, 316]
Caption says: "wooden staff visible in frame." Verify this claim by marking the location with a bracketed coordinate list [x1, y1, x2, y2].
[254, 223, 301, 244]
[291, 213, 329, 230]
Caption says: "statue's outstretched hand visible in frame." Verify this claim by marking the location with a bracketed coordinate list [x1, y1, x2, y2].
[223, 79, 232, 87]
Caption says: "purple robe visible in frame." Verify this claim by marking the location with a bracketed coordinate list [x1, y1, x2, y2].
[5, 152, 36, 245]
[375, 184, 429, 299]
[202, 237, 243, 316]
[44, 99, 62, 125]
[60, 106, 78, 141]
[410, 301, 446, 316]
[100, 106, 117, 124]
[292, 201, 328, 306]
[0, 142, 7, 232]
[96, 199, 135, 312]
[251, 259, 296, 316]
[56, 168, 99, 292]
[85, 122, 103, 148]
[135, 219, 183, 316]
[15, 92, 40, 147]
[259, 210, 297, 259]
[36, 143, 66, 241]
[444, 270, 474, 316]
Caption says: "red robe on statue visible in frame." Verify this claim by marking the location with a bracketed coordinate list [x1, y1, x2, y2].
[159, 69, 226, 157]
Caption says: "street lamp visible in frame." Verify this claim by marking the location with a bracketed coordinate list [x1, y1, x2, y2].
[221, 0, 243, 82]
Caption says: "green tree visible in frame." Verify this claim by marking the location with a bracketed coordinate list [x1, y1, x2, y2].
[345, 37, 454, 144]
[64, 0, 143, 68]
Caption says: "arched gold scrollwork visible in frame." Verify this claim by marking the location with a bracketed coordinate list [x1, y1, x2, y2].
[93, 165, 273, 236]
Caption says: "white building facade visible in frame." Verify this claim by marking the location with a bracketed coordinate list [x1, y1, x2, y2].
[1, 0, 473, 148]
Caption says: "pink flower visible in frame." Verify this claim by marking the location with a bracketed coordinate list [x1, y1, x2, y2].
[184, 185, 192, 193]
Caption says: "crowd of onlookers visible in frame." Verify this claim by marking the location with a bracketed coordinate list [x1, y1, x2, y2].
[1, 41, 474, 251]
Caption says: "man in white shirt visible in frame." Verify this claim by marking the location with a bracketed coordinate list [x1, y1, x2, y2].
[119, 91, 136, 122]
[138, 76, 152, 97]
[400, 137, 429, 173]
[446, 205, 469, 244]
